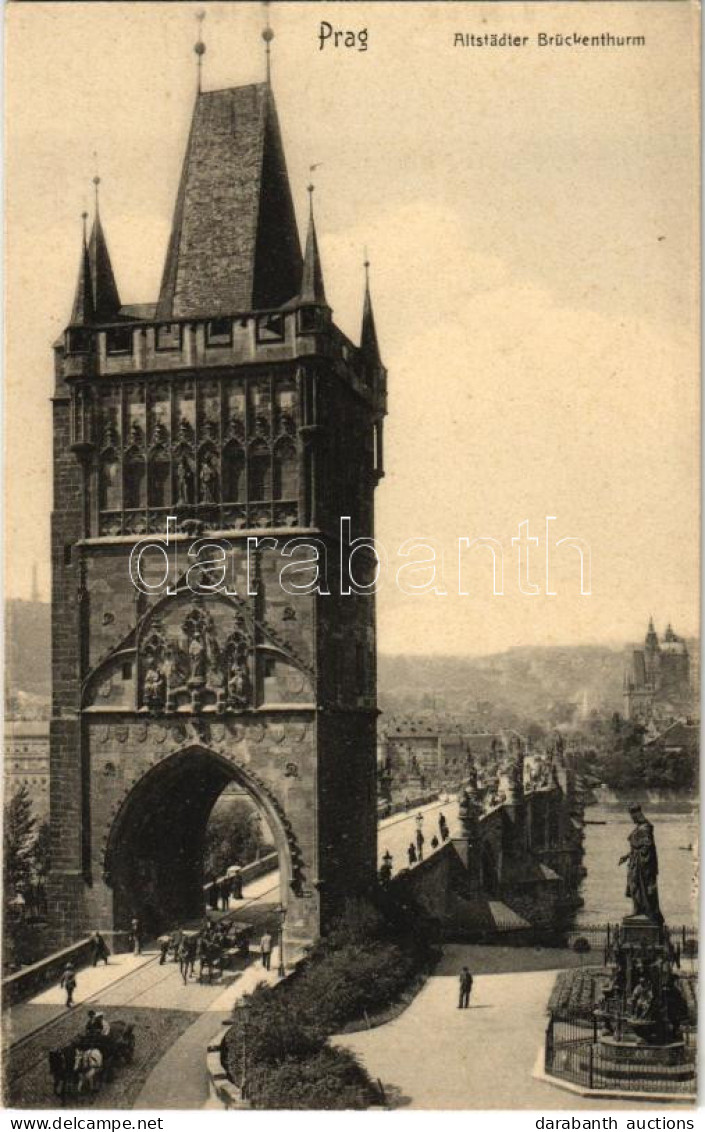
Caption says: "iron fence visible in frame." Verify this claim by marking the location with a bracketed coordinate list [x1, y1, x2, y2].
[545, 1013, 697, 1095]
[560, 922, 698, 961]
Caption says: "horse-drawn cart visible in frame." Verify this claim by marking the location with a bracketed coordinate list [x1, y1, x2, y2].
[49, 1020, 135, 1103]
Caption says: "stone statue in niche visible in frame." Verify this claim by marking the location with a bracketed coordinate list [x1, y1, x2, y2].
[176, 454, 194, 505]
[188, 631, 207, 684]
[143, 663, 166, 711]
[199, 455, 219, 503]
[224, 630, 249, 708]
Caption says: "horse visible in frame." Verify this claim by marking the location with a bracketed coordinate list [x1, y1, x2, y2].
[197, 937, 222, 984]
[74, 1046, 103, 1095]
[48, 1043, 79, 1104]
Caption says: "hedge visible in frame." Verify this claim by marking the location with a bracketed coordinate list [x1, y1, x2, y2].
[222, 892, 437, 1109]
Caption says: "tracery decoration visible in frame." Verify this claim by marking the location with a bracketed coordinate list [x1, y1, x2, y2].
[81, 374, 301, 536]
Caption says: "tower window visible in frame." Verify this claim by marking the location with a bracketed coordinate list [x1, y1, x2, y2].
[106, 326, 134, 355]
[67, 328, 91, 355]
[155, 323, 182, 351]
[206, 319, 232, 347]
[249, 443, 272, 501]
[273, 440, 297, 500]
[124, 457, 147, 509]
[148, 455, 172, 508]
[297, 307, 324, 335]
[256, 313, 285, 343]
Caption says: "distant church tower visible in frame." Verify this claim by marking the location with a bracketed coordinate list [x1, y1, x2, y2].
[48, 29, 387, 950]
[623, 618, 692, 723]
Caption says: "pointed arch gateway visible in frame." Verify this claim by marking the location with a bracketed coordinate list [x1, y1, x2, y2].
[102, 744, 292, 939]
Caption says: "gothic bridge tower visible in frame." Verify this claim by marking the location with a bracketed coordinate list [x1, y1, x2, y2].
[49, 64, 387, 950]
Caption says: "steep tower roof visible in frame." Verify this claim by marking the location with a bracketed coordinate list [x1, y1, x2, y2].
[88, 205, 122, 322]
[360, 267, 382, 369]
[70, 218, 95, 327]
[299, 192, 326, 305]
[157, 83, 302, 319]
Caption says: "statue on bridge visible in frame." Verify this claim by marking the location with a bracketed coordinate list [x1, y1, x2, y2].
[618, 803, 663, 924]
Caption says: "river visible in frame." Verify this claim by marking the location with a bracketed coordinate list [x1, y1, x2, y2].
[576, 801, 698, 927]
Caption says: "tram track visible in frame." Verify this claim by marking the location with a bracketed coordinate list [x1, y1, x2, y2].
[5, 877, 282, 1074]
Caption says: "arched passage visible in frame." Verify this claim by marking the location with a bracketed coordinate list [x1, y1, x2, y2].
[103, 746, 291, 938]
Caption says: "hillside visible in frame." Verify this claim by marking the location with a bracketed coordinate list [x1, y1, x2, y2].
[377, 645, 627, 725]
[5, 599, 51, 710]
[5, 600, 694, 729]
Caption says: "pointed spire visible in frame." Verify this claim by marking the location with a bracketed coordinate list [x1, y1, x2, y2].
[262, 2, 274, 85]
[360, 254, 382, 367]
[88, 181, 122, 321]
[70, 212, 95, 326]
[194, 11, 206, 94]
[299, 185, 326, 305]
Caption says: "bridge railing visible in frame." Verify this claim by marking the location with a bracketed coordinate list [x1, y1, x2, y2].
[2, 937, 94, 1008]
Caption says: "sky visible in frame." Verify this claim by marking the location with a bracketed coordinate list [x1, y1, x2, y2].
[4, 1, 700, 657]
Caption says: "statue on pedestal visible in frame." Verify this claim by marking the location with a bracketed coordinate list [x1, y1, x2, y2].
[618, 804, 663, 924]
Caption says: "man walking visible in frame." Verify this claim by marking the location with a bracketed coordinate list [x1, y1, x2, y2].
[90, 930, 110, 967]
[416, 827, 425, 862]
[458, 966, 473, 1009]
[129, 917, 142, 956]
[60, 962, 77, 1008]
[260, 930, 273, 971]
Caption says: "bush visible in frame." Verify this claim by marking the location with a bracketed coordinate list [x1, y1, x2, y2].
[222, 895, 435, 1109]
[247, 1047, 377, 1110]
[573, 937, 591, 953]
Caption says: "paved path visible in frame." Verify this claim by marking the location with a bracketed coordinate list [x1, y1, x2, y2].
[3, 867, 286, 1109]
[3, 953, 155, 1046]
[134, 960, 278, 1108]
[334, 945, 686, 1110]
[378, 797, 460, 875]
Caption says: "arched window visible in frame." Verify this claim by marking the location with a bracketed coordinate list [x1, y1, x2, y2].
[248, 441, 271, 502]
[124, 455, 146, 509]
[148, 452, 171, 507]
[273, 439, 297, 500]
[223, 441, 245, 503]
[99, 454, 121, 511]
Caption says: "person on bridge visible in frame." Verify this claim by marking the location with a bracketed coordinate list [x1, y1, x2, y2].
[129, 917, 142, 956]
[230, 867, 243, 900]
[90, 931, 110, 967]
[431, 835, 439, 850]
[60, 962, 76, 1008]
[179, 935, 197, 984]
[416, 827, 425, 861]
[407, 843, 417, 866]
[458, 966, 473, 1009]
[439, 813, 449, 841]
[220, 877, 231, 911]
[94, 1011, 111, 1038]
[260, 931, 273, 970]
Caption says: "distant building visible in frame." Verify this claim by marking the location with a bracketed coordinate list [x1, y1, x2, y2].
[623, 619, 693, 722]
[4, 721, 50, 819]
[644, 719, 699, 757]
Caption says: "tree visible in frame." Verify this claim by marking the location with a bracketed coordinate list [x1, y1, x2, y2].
[203, 798, 269, 879]
[4, 785, 36, 899]
[33, 820, 51, 882]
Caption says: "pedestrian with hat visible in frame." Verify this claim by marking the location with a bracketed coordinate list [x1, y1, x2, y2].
[60, 962, 77, 1008]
